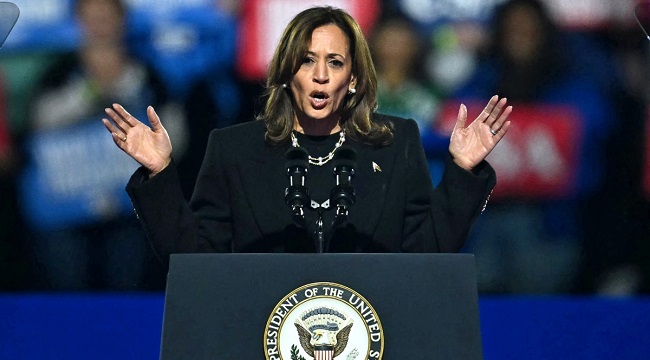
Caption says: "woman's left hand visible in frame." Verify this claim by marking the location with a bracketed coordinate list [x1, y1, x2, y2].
[449, 95, 512, 171]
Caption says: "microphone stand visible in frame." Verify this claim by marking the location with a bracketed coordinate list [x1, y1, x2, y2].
[311, 202, 349, 253]
[311, 200, 329, 253]
[316, 210, 326, 253]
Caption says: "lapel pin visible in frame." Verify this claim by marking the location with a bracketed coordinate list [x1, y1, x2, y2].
[372, 161, 382, 172]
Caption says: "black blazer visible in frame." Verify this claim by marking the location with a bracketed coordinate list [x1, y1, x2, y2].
[127, 114, 496, 266]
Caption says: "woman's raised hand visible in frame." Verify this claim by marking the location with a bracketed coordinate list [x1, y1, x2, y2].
[448, 95, 512, 171]
[102, 104, 172, 177]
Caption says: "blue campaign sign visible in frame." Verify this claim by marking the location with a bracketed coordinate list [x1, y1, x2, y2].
[1, 0, 238, 101]
[126, 0, 215, 14]
[19, 116, 145, 231]
[125, 0, 238, 98]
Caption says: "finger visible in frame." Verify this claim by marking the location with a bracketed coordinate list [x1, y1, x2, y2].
[102, 118, 128, 146]
[480, 95, 499, 122]
[491, 120, 511, 142]
[486, 97, 508, 126]
[490, 105, 513, 132]
[147, 105, 163, 132]
[485, 106, 512, 134]
[111, 103, 137, 127]
[453, 103, 468, 131]
[104, 107, 130, 133]
[102, 118, 125, 138]
[102, 117, 118, 134]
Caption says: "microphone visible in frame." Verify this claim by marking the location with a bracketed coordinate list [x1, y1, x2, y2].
[330, 146, 356, 218]
[284, 146, 310, 221]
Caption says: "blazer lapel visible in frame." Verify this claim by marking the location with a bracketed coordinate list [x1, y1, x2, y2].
[237, 139, 294, 235]
[344, 141, 396, 237]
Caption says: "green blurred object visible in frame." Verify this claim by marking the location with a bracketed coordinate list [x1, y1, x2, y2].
[0, 52, 58, 133]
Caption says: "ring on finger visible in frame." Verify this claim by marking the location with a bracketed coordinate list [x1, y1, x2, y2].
[490, 128, 498, 136]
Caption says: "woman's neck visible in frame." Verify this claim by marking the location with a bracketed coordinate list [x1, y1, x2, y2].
[293, 114, 341, 136]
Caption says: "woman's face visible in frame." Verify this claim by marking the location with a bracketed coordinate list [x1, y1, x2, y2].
[290, 24, 356, 134]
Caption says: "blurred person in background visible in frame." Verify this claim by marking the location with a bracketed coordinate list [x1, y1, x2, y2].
[453, 0, 617, 293]
[371, 15, 442, 133]
[19, 0, 186, 290]
[370, 14, 449, 183]
[575, 10, 650, 295]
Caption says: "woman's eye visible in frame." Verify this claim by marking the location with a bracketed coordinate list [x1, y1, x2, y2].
[330, 60, 344, 67]
[302, 57, 314, 65]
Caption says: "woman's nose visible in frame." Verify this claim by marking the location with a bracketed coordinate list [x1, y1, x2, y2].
[312, 62, 329, 84]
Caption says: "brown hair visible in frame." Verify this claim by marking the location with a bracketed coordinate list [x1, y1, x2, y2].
[261, 6, 393, 146]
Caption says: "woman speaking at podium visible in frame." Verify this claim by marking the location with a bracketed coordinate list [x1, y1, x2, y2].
[102, 6, 511, 266]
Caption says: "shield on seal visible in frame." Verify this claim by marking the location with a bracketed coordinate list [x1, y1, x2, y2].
[314, 346, 334, 360]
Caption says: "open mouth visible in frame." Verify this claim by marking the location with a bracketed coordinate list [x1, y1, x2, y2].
[310, 91, 330, 107]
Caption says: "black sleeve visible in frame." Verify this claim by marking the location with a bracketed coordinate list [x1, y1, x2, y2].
[431, 156, 496, 252]
[126, 129, 233, 267]
[399, 119, 496, 253]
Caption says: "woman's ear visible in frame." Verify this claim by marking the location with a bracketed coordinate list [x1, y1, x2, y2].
[349, 74, 357, 90]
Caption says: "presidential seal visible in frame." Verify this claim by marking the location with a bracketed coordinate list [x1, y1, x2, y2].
[264, 282, 384, 360]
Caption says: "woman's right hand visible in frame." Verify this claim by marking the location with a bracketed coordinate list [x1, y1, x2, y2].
[102, 103, 172, 177]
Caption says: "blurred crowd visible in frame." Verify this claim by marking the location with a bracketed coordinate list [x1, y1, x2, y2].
[1, 0, 649, 295]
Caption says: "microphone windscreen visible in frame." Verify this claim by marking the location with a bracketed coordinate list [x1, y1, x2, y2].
[332, 146, 356, 169]
[285, 147, 309, 169]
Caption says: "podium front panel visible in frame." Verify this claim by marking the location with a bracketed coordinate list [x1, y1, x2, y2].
[161, 253, 483, 359]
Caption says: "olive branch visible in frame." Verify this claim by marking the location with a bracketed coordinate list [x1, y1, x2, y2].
[290, 344, 306, 360]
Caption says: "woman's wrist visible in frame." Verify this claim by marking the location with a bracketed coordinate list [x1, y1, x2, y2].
[148, 159, 171, 178]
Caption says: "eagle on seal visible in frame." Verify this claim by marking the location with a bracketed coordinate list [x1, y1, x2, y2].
[294, 307, 353, 358]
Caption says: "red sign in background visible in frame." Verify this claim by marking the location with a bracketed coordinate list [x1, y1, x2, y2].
[436, 101, 584, 200]
[236, 0, 380, 80]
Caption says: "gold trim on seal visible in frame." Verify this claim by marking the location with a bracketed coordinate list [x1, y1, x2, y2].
[263, 282, 384, 360]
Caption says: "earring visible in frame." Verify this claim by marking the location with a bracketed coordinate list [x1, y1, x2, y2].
[282, 83, 289, 89]
[348, 88, 356, 94]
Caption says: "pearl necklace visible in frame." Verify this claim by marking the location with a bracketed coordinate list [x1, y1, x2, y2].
[290, 130, 346, 166]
